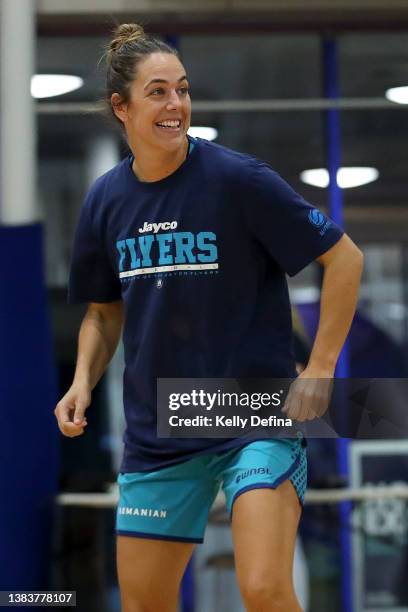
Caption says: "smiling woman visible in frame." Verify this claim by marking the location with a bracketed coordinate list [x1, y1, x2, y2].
[104, 24, 191, 182]
[56, 21, 363, 612]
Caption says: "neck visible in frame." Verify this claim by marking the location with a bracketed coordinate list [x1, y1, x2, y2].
[130, 138, 189, 183]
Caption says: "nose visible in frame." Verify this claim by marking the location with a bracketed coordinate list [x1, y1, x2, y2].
[166, 88, 182, 111]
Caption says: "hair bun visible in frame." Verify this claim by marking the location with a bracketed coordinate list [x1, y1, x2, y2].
[109, 23, 146, 55]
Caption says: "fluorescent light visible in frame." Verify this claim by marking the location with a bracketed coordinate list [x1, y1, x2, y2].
[338, 167, 379, 188]
[31, 74, 83, 99]
[300, 169, 329, 188]
[188, 126, 218, 141]
[385, 86, 408, 105]
[300, 167, 379, 189]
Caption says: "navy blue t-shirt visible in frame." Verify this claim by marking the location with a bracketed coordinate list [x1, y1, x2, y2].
[68, 136, 343, 471]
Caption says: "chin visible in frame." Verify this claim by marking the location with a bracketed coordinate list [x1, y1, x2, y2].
[157, 135, 186, 153]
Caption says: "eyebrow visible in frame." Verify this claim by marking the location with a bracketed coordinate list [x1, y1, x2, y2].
[144, 75, 188, 90]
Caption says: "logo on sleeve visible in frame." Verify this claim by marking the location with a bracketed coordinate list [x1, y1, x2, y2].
[308, 209, 332, 236]
[308, 209, 325, 227]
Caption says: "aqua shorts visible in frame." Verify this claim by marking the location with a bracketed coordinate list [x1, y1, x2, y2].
[116, 437, 307, 543]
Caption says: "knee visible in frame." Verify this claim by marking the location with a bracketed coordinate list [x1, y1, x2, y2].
[240, 578, 302, 612]
[121, 594, 178, 612]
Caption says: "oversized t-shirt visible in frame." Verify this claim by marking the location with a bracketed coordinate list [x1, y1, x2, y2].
[68, 136, 344, 472]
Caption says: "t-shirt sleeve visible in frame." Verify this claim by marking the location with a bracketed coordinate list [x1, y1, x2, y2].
[68, 191, 122, 304]
[243, 161, 344, 276]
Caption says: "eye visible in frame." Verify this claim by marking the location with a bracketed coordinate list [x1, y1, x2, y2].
[150, 88, 165, 96]
[178, 86, 189, 96]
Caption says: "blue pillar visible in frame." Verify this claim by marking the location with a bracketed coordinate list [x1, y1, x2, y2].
[0, 224, 59, 589]
[322, 37, 353, 612]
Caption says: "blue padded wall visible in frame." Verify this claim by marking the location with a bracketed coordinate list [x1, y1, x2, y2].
[0, 223, 59, 589]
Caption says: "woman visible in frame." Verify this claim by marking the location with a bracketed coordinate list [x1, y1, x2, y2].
[55, 23, 363, 612]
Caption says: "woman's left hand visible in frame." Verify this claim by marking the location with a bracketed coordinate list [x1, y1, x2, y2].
[281, 365, 334, 422]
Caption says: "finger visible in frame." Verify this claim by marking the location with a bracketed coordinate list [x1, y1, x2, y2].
[281, 382, 296, 414]
[319, 379, 334, 417]
[283, 388, 303, 421]
[299, 394, 313, 421]
[59, 410, 87, 427]
[281, 388, 291, 414]
[73, 399, 88, 426]
[307, 395, 321, 420]
[55, 400, 73, 423]
[289, 379, 307, 420]
[303, 380, 319, 420]
[60, 422, 85, 437]
[313, 391, 327, 419]
[312, 379, 331, 419]
[298, 379, 321, 421]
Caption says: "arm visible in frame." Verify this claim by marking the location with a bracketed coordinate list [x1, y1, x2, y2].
[54, 300, 123, 437]
[307, 233, 364, 376]
[283, 234, 363, 421]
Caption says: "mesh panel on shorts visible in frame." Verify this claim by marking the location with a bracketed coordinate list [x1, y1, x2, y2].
[289, 448, 307, 504]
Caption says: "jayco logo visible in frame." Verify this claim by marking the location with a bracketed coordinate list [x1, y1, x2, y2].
[139, 221, 178, 233]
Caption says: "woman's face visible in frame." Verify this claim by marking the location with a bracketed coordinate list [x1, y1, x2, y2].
[113, 52, 191, 153]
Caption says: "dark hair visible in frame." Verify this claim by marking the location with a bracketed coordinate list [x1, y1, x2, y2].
[103, 23, 179, 125]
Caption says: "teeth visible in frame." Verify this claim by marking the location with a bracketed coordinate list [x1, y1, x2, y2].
[157, 120, 181, 128]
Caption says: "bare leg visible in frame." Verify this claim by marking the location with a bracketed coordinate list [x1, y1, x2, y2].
[232, 482, 303, 612]
[116, 535, 195, 612]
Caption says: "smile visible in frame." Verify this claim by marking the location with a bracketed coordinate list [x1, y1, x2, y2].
[156, 120, 182, 130]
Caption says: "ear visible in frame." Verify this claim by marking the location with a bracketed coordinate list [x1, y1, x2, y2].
[111, 93, 128, 124]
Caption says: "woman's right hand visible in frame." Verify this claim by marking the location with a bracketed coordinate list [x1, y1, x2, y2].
[54, 384, 91, 437]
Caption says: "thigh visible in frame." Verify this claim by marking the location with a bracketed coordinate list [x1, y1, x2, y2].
[222, 438, 306, 594]
[232, 481, 301, 592]
[117, 535, 194, 612]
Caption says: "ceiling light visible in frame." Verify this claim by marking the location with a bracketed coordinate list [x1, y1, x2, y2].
[300, 169, 329, 188]
[385, 86, 408, 105]
[300, 167, 379, 189]
[188, 126, 218, 141]
[31, 74, 84, 99]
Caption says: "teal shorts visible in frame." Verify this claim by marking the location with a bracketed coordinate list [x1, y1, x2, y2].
[116, 437, 307, 543]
